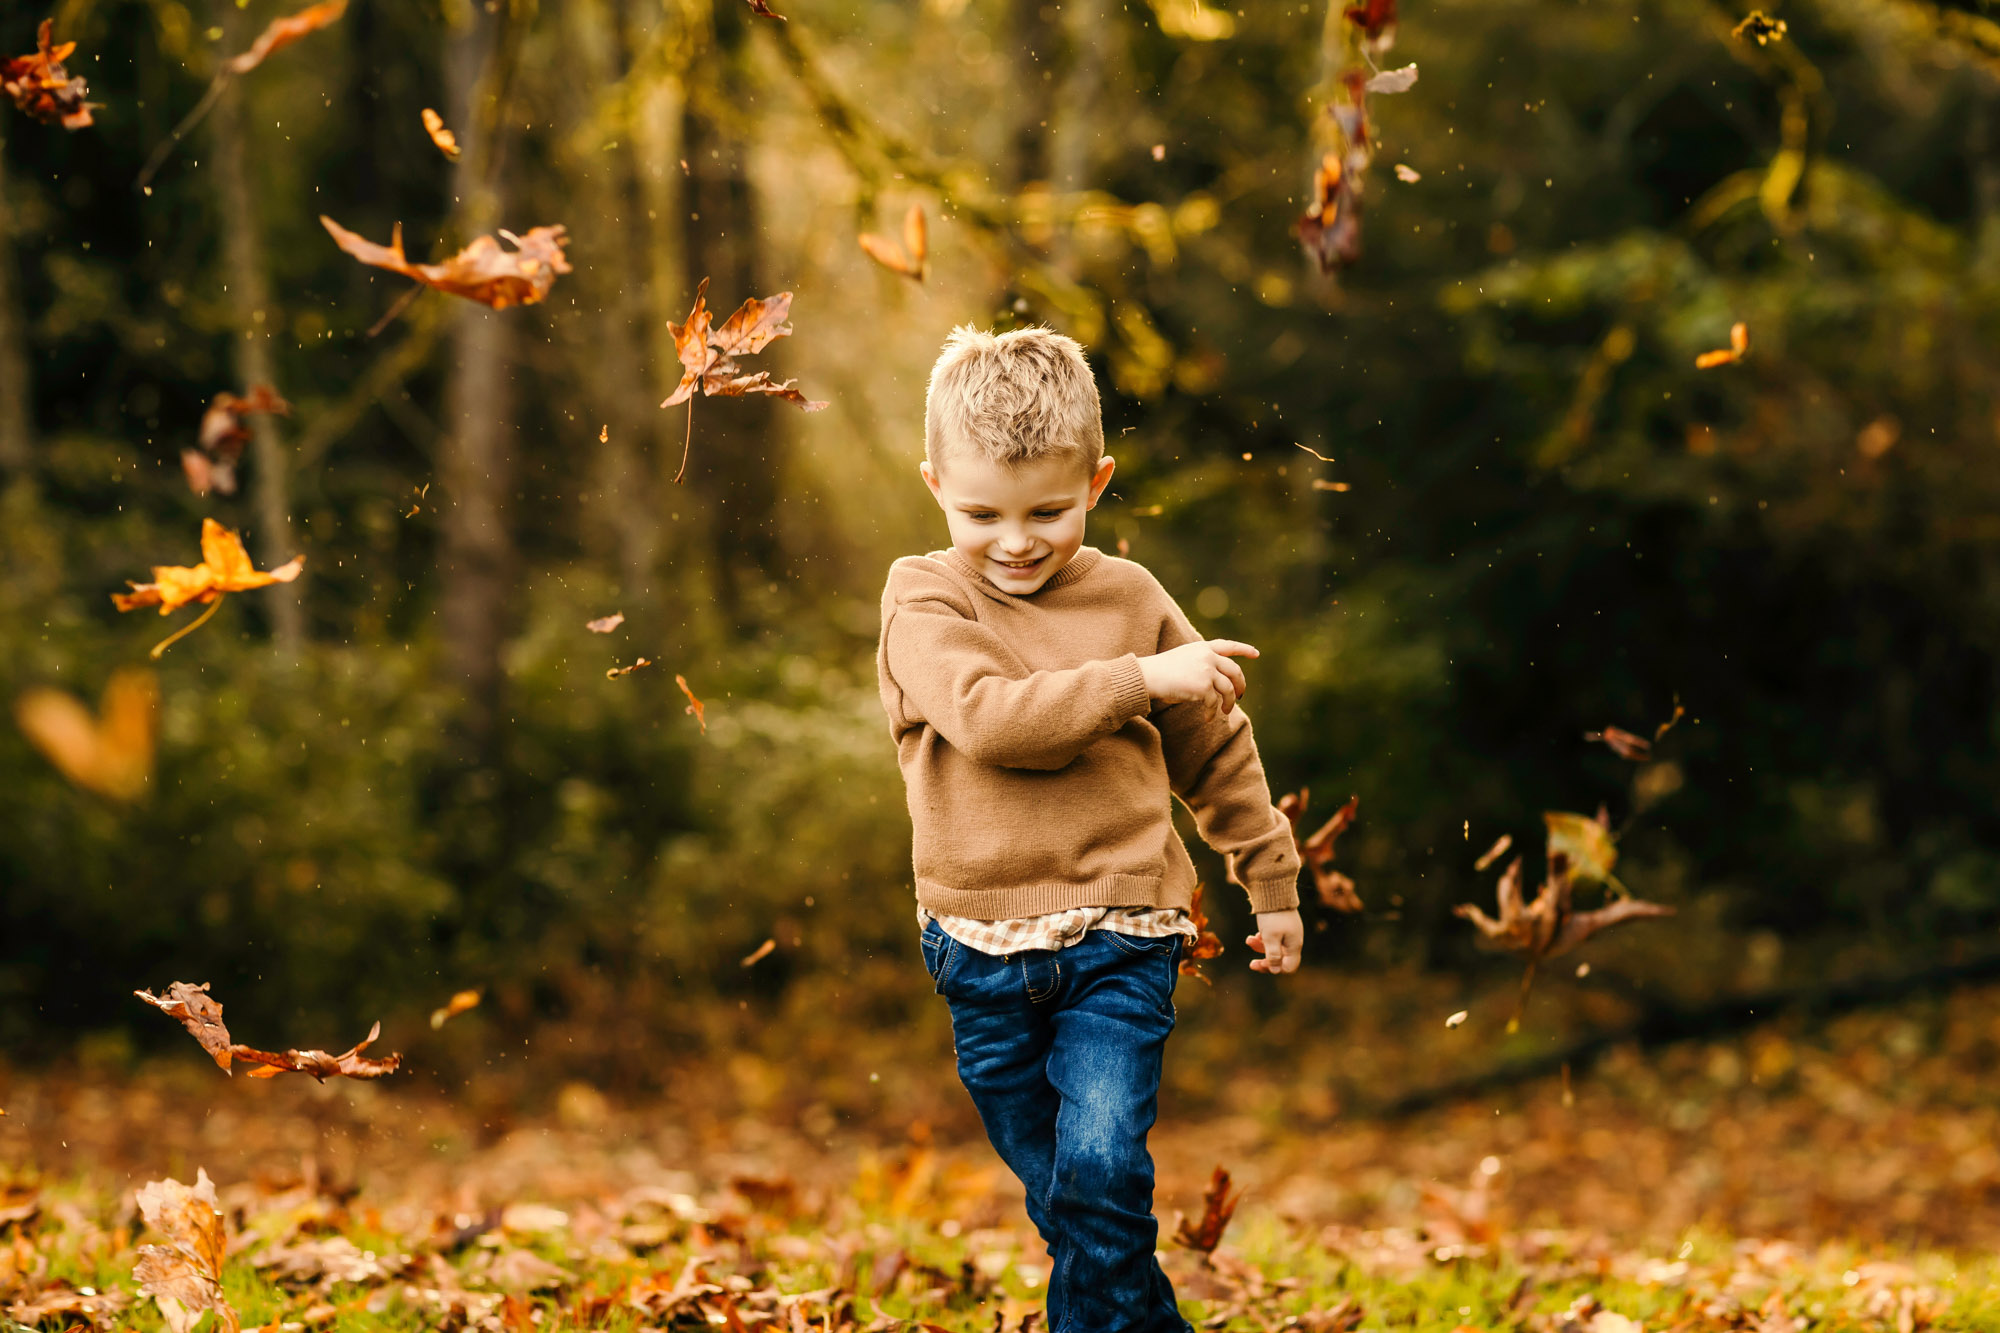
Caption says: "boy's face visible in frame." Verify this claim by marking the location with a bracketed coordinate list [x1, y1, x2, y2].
[921, 451, 1117, 594]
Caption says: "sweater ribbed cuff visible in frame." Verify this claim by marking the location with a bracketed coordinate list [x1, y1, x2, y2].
[1243, 876, 1302, 914]
[1108, 653, 1153, 720]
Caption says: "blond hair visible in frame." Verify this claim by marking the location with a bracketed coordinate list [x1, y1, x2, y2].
[924, 325, 1104, 474]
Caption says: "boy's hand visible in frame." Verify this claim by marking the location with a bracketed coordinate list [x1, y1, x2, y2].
[1247, 909, 1304, 975]
[1140, 639, 1258, 718]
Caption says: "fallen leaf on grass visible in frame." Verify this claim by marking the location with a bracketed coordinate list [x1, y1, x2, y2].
[6, 1279, 129, 1327]
[134, 1170, 238, 1333]
[606, 658, 654, 679]
[321, 217, 571, 310]
[226, 0, 348, 74]
[1173, 1166, 1241, 1253]
[1696, 321, 1749, 368]
[185, 384, 290, 496]
[421, 107, 459, 160]
[585, 613, 625, 634]
[429, 989, 482, 1029]
[859, 204, 928, 281]
[741, 939, 777, 968]
[135, 982, 235, 1072]
[675, 675, 708, 733]
[14, 668, 157, 802]
[2, 20, 94, 129]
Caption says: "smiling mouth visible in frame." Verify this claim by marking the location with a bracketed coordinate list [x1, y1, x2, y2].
[993, 556, 1045, 573]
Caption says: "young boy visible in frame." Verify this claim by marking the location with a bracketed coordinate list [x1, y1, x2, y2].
[875, 326, 1304, 1333]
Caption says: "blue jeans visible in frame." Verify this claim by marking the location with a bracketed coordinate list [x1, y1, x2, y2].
[920, 919, 1193, 1333]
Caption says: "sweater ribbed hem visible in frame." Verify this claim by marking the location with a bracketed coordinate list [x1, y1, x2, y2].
[916, 873, 1195, 921]
[1108, 653, 1153, 720]
[1243, 877, 1302, 914]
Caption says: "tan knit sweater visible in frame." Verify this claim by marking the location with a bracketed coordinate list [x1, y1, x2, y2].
[877, 546, 1302, 920]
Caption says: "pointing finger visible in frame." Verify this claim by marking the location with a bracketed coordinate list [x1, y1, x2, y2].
[1207, 639, 1260, 659]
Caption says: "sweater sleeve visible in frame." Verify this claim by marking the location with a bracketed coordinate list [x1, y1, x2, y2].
[883, 565, 1154, 771]
[1149, 587, 1303, 913]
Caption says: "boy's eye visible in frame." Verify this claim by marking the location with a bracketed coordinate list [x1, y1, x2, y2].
[968, 512, 998, 522]
[1032, 509, 1064, 520]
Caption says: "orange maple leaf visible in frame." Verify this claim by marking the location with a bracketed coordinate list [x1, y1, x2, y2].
[113, 519, 304, 616]
[320, 216, 572, 311]
[2, 19, 94, 129]
[661, 277, 828, 483]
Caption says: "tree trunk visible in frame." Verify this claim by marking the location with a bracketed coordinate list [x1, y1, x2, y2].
[438, 4, 519, 753]
[1005, 0, 1064, 188]
[680, 0, 779, 629]
[211, 2, 303, 653]
[0, 137, 33, 477]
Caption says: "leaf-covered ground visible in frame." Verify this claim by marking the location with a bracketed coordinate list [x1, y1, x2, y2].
[6, 981, 2000, 1333]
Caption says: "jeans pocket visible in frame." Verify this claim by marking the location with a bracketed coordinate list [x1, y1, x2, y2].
[1100, 929, 1172, 958]
[920, 922, 959, 995]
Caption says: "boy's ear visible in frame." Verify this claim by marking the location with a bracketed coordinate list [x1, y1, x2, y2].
[1085, 455, 1116, 509]
[920, 459, 944, 504]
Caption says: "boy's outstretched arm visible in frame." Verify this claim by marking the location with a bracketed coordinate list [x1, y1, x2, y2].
[884, 579, 1154, 770]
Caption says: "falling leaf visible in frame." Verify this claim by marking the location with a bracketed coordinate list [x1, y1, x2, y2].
[661, 278, 829, 484]
[406, 483, 431, 518]
[421, 107, 459, 160]
[1654, 699, 1686, 742]
[1173, 1166, 1241, 1253]
[1857, 415, 1901, 460]
[429, 989, 482, 1030]
[225, 0, 349, 74]
[1584, 726, 1654, 762]
[134, 982, 234, 1072]
[1364, 64, 1418, 94]
[1394, 163, 1421, 182]
[1732, 9, 1787, 44]
[1544, 809, 1618, 886]
[1454, 854, 1672, 963]
[15, 668, 158, 802]
[858, 203, 928, 281]
[599, 423, 609, 443]
[134, 1170, 238, 1333]
[741, 939, 777, 968]
[585, 612, 625, 634]
[606, 657, 654, 679]
[1180, 882, 1225, 981]
[234, 1020, 400, 1081]
[1576, 962, 1591, 977]
[1283, 792, 1364, 912]
[1445, 1010, 1468, 1028]
[676, 674, 708, 734]
[1343, 0, 1398, 44]
[2, 19, 93, 129]
[184, 384, 290, 496]
[113, 518, 304, 619]
[1151, 143, 1166, 160]
[742, 0, 788, 17]
[1473, 833, 1513, 873]
[138, 983, 401, 1081]
[1695, 321, 1749, 368]
[1297, 150, 1364, 273]
[1312, 479, 1352, 492]
[321, 216, 572, 310]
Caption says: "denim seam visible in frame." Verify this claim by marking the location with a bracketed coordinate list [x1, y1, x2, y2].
[934, 934, 961, 994]
[1101, 930, 1172, 957]
[1026, 956, 1061, 1004]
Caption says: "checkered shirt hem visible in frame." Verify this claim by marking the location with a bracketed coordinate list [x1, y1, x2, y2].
[916, 902, 1197, 956]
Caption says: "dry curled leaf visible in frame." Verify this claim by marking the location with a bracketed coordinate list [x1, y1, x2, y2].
[858, 204, 928, 281]
[2, 19, 93, 129]
[135, 983, 234, 1072]
[1733, 10, 1787, 44]
[1454, 854, 1672, 963]
[112, 519, 305, 616]
[661, 278, 828, 483]
[1584, 726, 1653, 762]
[134, 1170, 238, 1333]
[226, 0, 349, 74]
[321, 217, 571, 310]
[740, 939, 776, 968]
[585, 612, 625, 634]
[675, 674, 707, 734]
[235, 1019, 400, 1082]
[429, 989, 482, 1030]
[1696, 321, 1749, 368]
[421, 107, 459, 160]
[606, 657, 654, 679]
[1173, 1166, 1241, 1253]
[184, 384, 290, 496]
[1283, 791, 1364, 912]
[15, 668, 158, 802]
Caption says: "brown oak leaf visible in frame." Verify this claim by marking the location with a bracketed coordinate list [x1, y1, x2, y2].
[135, 982, 234, 1072]
[134, 1170, 239, 1333]
[321, 216, 571, 310]
[234, 1020, 400, 1081]
[1282, 790, 1363, 911]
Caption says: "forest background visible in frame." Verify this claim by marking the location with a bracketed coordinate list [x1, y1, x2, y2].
[5, 0, 2000, 1174]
